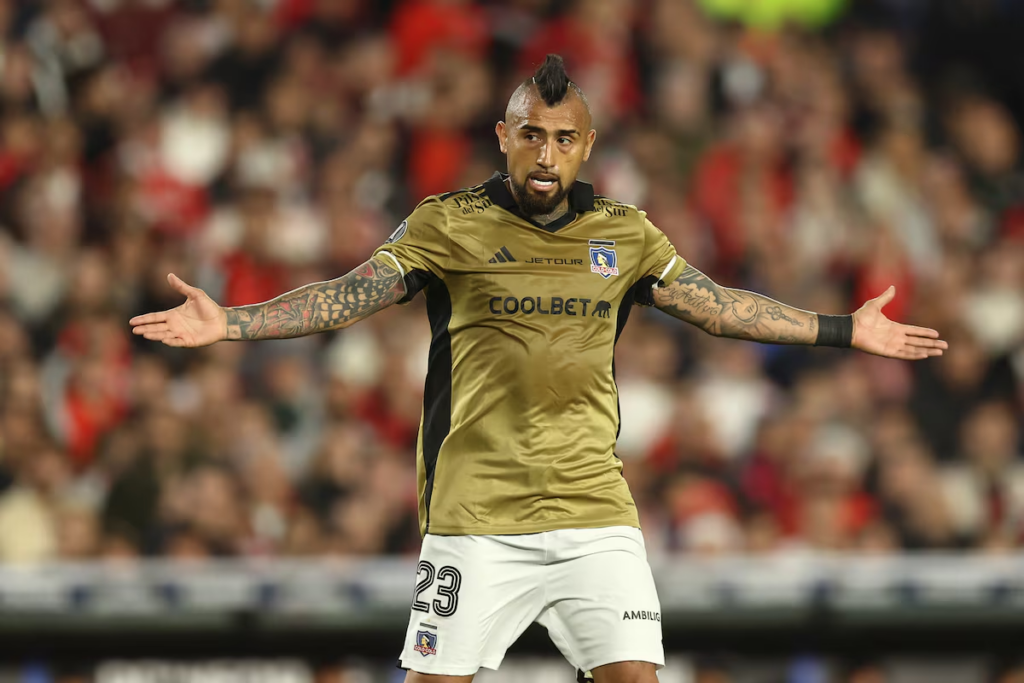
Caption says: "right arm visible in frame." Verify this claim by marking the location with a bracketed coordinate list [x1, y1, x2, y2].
[226, 256, 404, 340]
[130, 256, 406, 347]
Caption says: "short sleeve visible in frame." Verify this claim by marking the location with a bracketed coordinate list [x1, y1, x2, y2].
[638, 211, 687, 286]
[373, 196, 450, 301]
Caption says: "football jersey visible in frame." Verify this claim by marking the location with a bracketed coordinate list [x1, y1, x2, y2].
[374, 172, 687, 536]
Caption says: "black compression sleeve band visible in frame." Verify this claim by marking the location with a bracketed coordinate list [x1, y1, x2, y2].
[815, 314, 853, 348]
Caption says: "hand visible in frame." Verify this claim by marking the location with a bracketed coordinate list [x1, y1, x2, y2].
[130, 274, 227, 348]
[852, 286, 947, 360]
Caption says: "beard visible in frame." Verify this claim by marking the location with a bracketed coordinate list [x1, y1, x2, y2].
[509, 175, 572, 218]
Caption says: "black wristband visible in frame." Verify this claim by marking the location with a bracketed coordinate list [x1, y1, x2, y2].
[815, 314, 853, 348]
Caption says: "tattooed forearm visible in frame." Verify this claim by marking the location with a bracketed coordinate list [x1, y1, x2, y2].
[653, 265, 817, 345]
[224, 257, 405, 340]
[764, 305, 803, 326]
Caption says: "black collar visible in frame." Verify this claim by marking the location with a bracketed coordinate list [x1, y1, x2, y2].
[482, 172, 595, 233]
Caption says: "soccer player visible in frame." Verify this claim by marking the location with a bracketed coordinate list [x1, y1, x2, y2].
[131, 55, 946, 683]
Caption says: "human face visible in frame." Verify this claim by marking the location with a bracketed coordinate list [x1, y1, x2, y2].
[496, 90, 596, 218]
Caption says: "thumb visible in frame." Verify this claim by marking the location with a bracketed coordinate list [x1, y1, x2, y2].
[167, 273, 198, 299]
[872, 285, 896, 309]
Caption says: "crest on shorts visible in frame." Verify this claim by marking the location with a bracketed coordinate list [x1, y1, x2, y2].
[414, 630, 437, 657]
[589, 240, 618, 278]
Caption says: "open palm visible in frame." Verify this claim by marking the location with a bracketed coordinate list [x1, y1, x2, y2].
[130, 274, 226, 348]
[852, 286, 947, 360]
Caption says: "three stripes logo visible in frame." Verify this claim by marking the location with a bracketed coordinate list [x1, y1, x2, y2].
[489, 246, 517, 264]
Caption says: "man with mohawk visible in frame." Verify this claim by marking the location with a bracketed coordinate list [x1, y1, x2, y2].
[132, 55, 946, 683]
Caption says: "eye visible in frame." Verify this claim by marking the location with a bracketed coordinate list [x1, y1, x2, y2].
[525, 134, 539, 142]
[558, 137, 572, 145]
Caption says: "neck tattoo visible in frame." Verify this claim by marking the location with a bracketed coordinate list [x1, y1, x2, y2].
[532, 204, 569, 225]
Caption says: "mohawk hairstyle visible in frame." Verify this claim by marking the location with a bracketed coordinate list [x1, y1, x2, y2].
[530, 54, 587, 108]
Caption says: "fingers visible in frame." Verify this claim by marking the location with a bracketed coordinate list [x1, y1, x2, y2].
[167, 272, 198, 298]
[895, 345, 944, 360]
[134, 329, 189, 347]
[136, 328, 175, 341]
[130, 323, 183, 344]
[131, 323, 170, 336]
[129, 312, 168, 326]
[872, 285, 896, 308]
[905, 336, 948, 350]
[903, 325, 941, 339]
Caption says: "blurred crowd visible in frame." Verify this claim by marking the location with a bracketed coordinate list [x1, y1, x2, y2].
[0, 0, 1022, 563]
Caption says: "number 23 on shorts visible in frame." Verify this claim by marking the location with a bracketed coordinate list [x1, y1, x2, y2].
[412, 560, 463, 617]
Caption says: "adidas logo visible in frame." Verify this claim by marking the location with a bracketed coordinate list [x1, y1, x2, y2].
[489, 246, 517, 263]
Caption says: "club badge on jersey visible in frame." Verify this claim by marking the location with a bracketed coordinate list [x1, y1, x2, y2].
[414, 630, 438, 656]
[589, 240, 618, 278]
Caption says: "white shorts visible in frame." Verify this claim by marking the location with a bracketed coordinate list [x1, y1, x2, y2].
[398, 526, 664, 676]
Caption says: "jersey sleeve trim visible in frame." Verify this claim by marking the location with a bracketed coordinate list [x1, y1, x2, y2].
[655, 256, 677, 286]
[376, 250, 405, 278]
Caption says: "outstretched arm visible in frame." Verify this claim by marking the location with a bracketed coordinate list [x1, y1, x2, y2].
[225, 257, 404, 340]
[130, 256, 405, 347]
[652, 265, 946, 360]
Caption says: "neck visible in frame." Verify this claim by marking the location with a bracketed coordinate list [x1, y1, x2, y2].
[530, 202, 570, 225]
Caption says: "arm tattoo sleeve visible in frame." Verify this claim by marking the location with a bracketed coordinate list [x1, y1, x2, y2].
[652, 265, 818, 345]
[224, 256, 406, 341]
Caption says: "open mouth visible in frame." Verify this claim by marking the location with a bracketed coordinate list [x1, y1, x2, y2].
[528, 175, 558, 191]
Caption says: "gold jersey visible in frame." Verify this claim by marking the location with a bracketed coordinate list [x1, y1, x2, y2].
[374, 173, 687, 536]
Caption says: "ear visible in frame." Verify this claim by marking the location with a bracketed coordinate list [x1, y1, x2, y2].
[495, 121, 508, 154]
[582, 129, 597, 162]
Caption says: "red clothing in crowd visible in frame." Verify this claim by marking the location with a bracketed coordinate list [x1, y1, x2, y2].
[221, 251, 290, 308]
[390, 0, 490, 75]
[742, 452, 877, 540]
[92, 1, 176, 80]
[137, 166, 210, 237]
[64, 381, 128, 469]
[853, 250, 914, 324]
[407, 128, 472, 202]
[1001, 205, 1024, 241]
[0, 150, 29, 191]
[828, 128, 862, 180]
[56, 321, 132, 469]
[690, 144, 794, 273]
[351, 389, 419, 451]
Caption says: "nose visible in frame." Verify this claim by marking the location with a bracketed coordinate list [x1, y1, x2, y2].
[537, 141, 554, 168]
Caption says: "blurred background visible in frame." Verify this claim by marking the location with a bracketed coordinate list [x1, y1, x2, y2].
[1, 0, 1023, 681]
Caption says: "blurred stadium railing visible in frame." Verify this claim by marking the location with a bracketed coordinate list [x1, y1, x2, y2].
[5, 555, 1024, 661]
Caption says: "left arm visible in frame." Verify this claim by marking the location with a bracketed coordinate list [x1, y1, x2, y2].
[653, 265, 815, 344]
[652, 265, 947, 359]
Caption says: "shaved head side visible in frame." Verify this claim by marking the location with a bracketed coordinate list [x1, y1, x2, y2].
[506, 54, 592, 126]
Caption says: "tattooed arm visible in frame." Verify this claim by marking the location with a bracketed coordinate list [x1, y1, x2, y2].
[653, 265, 815, 344]
[652, 265, 948, 359]
[130, 257, 406, 347]
[225, 257, 405, 340]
